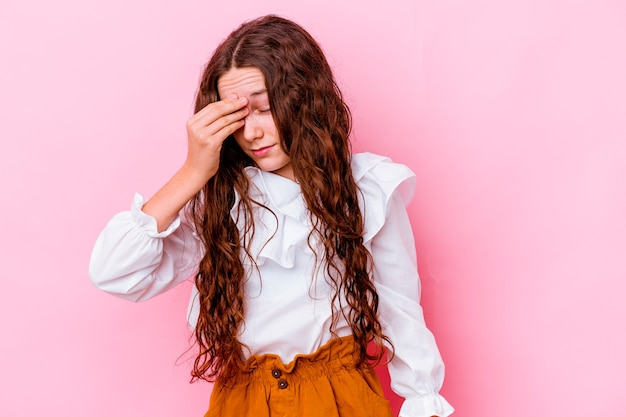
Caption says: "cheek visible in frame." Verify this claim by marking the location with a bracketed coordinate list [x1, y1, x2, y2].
[261, 117, 279, 135]
[232, 132, 247, 149]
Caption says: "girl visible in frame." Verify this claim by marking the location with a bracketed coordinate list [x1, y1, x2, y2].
[90, 15, 453, 417]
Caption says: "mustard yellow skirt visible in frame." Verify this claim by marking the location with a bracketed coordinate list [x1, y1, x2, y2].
[204, 336, 393, 417]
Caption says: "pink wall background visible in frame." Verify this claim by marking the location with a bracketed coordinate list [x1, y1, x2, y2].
[1, 0, 625, 416]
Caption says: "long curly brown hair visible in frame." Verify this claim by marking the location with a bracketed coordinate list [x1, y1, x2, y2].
[188, 15, 391, 382]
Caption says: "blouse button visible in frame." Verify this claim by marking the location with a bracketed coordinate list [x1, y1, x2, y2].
[277, 379, 289, 389]
[271, 368, 282, 378]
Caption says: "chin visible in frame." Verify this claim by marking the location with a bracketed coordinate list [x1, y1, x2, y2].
[255, 160, 289, 172]
[256, 160, 293, 179]
[258, 164, 284, 173]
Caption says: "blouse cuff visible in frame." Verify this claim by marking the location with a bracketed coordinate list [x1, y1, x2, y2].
[399, 393, 455, 417]
[130, 193, 181, 238]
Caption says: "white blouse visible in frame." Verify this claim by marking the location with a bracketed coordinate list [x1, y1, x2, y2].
[89, 152, 454, 417]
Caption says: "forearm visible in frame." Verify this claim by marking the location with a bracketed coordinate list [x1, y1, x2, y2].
[142, 163, 208, 232]
[144, 94, 249, 232]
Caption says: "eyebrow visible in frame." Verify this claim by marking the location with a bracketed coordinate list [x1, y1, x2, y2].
[249, 89, 268, 97]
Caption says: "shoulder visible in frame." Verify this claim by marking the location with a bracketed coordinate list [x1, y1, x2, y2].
[351, 152, 416, 206]
[351, 153, 416, 242]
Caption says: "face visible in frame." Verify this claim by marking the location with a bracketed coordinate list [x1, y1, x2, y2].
[217, 67, 294, 180]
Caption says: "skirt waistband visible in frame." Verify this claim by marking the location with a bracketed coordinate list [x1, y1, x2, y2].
[223, 336, 360, 386]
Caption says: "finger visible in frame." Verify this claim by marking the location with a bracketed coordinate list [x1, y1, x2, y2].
[195, 105, 248, 139]
[213, 117, 246, 143]
[192, 96, 248, 126]
[186, 97, 247, 138]
[218, 105, 249, 130]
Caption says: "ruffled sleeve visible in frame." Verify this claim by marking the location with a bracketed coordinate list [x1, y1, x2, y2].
[89, 193, 202, 302]
[352, 152, 416, 244]
[353, 153, 454, 417]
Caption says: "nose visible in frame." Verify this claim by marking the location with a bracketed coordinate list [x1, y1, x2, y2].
[240, 113, 263, 142]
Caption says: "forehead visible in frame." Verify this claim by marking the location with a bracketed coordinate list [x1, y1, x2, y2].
[217, 67, 267, 99]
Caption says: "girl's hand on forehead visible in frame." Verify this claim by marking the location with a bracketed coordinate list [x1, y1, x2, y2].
[184, 95, 249, 181]
[139, 95, 249, 230]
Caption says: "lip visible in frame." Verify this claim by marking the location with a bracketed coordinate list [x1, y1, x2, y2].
[251, 145, 274, 157]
